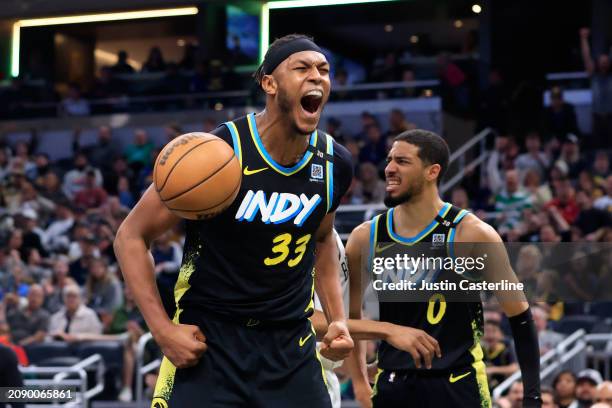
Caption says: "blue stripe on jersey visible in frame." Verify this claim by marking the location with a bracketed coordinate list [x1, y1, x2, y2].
[224, 121, 242, 166]
[387, 203, 452, 245]
[326, 133, 334, 212]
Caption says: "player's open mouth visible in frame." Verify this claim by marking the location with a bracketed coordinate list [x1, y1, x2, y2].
[300, 90, 323, 115]
[386, 178, 401, 192]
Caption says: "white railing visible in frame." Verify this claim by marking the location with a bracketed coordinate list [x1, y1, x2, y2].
[19, 353, 105, 407]
[492, 330, 612, 400]
[135, 332, 162, 405]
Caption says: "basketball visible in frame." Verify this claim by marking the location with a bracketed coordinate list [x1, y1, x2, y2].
[153, 132, 242, 220]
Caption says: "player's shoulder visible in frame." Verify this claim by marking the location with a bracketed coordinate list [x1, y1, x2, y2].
[331, 138, 352, 168]
[347, 219, 374, 246]
[455, 213, 502, 243]
[208, 122, 234, 145]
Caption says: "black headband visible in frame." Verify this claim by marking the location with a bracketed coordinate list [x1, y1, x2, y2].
[263, 38, 323, 75]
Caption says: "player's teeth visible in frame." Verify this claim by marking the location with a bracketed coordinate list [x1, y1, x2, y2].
[305, 90, 322, 98]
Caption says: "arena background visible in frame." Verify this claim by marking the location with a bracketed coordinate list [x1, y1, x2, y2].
[0, 0, 611, 407]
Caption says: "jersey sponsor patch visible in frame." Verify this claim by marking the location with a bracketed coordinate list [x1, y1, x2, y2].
[235, 190, 322, 226]
[311, 163, 324, 180]
[432, 233, 446, 244]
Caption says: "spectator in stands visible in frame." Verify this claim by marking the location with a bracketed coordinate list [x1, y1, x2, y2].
[507, 380, 524, 408]
[85, 257, 122, 321]
[73, 170, 108, 210]
[48, 284, 102, 341]
[556, 134, 586, 180]
[398, 68, 417, 98]
[575, 369, 603, 408]
[73, 126, 120, 173]
[546, 179, 579, 225]
[0, 149, 9, 180]
[384, 109, 416, 139]
[541, 386, 558, 408]
[69, 237, 97, 286]
[437, 53, 469, 114]
[371, 52, 400, 83]
[117, 176, 135, 209]
[44, 200, 74, 252]
[62, 152, 103, 200]
[532, 305, 564, 354]
[5, 284, 49, 346]
[482, 320, 518, 388]
[514, 244, 543, 297]
[20, 209, 47, 258]
[18, 181, 55, 224]
[40, 171, 68, 203]
[523, 169, 552, 210]
[351, 162, 385, 204]
[574, 190, 611, 240]
[592, 151, 610, 186]
[594, 175, 612, 212]
[543, 87, 579, 140]
[111, 50, 135, 74]
[0, 321, 29, 366]
[494, 169, 531, 234]
[563, 250, 596, 302]
[124, 129, 154, 175]
[577, 171, 602, 200]
[579, 28, 612, 150]
[553, 370, 578, 408]
[179, 43, 197, 70]
[43, 256, 76, 314]
[354, 112, 379, 141]
[486, 134, 511, 193]
[595, 382, 612, 406]
[142, 46, 166, 73]
[516, 131, 550, 181]
[27, 153, 54, 183]
[102, 156, 133, 197]
[59, 83, 90, 117]
[358, 124, 387, 165]
[24, 248, 50, 283]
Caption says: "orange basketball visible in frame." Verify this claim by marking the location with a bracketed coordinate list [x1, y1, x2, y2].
[153, 132, 242, 220]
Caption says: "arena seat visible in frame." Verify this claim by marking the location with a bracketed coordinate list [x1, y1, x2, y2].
[25, 341, 74, 365]
[555, 315, 600, 335]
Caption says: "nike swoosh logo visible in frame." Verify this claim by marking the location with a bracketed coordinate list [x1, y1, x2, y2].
[375, 243, 395, 254]
[449, 371, 471, 383]
[299, 333, 313, 347]
[243, 166, 268, 176]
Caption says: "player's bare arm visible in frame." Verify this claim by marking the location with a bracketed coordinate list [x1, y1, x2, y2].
[455, 213, 542, 407]
[114, 185, 206, 369]
[314, 212, 354, 361]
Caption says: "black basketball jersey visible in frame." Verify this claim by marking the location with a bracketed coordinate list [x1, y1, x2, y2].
[370, 203, 485, 371]
[173, 113, 352, 323]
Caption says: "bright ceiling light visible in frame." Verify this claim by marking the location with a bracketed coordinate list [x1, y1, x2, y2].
[472, 4, 482, 14]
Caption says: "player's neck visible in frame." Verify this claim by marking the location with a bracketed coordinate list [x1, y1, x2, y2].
[255, 109, 311, 167]
[394, 188, 445, 232]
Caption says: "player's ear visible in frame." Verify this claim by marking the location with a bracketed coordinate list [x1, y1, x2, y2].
[426, 164, 441, 183]
[261, 74, 277, 96]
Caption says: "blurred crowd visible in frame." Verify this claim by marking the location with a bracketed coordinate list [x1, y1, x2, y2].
[0, 26, 610, 407]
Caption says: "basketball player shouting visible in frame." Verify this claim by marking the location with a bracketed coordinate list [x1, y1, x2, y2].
[115, 35, 355, 407]
[345, 130, 542, 408]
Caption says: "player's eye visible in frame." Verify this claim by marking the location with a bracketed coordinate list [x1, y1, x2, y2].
[294, 66, 307, 72]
